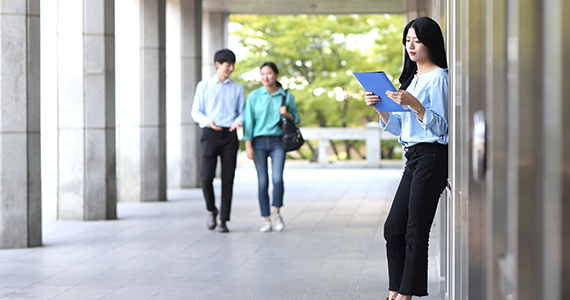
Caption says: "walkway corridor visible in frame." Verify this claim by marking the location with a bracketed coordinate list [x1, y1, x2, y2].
[0, 168, 442, 300]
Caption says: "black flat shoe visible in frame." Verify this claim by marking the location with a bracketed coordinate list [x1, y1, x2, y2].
[207, 211, 217, 230]
[218, 221, 229, 233]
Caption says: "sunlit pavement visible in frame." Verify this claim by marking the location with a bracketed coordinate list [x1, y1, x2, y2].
[0, 166, 442, 300]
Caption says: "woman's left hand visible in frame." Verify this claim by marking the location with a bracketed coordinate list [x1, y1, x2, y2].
[280, 106, 295, 122]
[385, 90, 419, 107]
[245, 140, 254, 160]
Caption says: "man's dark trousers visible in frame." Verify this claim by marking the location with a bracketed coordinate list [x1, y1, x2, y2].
[200, 127, 239, 222]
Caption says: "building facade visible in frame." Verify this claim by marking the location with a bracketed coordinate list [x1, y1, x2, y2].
[0, 0, 568, 299]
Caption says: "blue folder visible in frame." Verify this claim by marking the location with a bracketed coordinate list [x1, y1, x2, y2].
[353, 71, 409, 112]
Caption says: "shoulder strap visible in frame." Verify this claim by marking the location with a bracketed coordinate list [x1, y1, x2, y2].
[281, 90, 287, 106]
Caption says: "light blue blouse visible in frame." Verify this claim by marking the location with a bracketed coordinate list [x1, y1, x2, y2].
[380, 68, 449, 147]
[243, 86, 301, 141]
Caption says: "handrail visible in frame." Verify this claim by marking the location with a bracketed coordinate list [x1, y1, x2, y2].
[299, 122, 398, 167]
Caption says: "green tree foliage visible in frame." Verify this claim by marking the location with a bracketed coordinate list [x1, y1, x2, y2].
[229, 14, 404, 128]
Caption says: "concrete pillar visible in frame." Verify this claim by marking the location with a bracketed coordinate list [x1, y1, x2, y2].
[200, 11, 228, 178]
[404, 0, 432, 22]
[202, 12, 228, 78]
[542, 2, 570, 299]
[365, 122, 380, 167]
[57, 0, 116, 220]
[318, 138, 329, 166]
[166, 0, 202, 189]
[117, 0, 166, 202]
[0, 1, 42, 248]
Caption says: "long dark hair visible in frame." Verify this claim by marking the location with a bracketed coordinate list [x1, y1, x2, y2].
[260, 62, 283, 88]
[398, 17, 447, 90]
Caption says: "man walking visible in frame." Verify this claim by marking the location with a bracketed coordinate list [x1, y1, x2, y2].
[191, 49, 245, 233]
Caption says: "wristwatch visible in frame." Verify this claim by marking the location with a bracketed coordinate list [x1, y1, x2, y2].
[413, 105, 424, 114]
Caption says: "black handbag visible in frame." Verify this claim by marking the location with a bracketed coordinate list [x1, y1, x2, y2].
[280, 91, 304, 152]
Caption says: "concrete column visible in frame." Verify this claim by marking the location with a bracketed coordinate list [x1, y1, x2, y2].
[0, 1, 41, 248]
[166, 0, 202, 189]
[200, 11, 228, 178]
[180, 0, 202, 188]
[141, 0, 167, 201]
[540, 1, 564, 299]
[404, 0, 432, 22]
[365, 122, 380, 167]
[117, 0, 166, 202]
[318, 138, 329, 166]
[202, 12, 228, 78]
[57, 0, 116, 220]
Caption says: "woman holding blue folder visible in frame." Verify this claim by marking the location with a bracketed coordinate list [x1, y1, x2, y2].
[364, 17, 448, 300]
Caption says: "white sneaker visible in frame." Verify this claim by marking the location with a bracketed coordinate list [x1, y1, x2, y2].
[274, 214, 284, 231]
[260, 221, 272, 232]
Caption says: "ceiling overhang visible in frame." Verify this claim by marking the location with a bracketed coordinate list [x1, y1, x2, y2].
[203, 0, 404, 14]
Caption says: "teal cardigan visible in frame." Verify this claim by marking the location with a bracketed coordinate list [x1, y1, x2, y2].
[242, 86, 301, 141]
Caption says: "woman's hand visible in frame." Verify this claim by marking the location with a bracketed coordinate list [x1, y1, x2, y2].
[385, 90, 419, 107]
[245, 140, 254, 160]
[364, 92, 380, 106]
[280, 106, 295, 122]
[385, 90, 425, 121]
[364, 92, 387, 119]
[365, 91, 394, 122]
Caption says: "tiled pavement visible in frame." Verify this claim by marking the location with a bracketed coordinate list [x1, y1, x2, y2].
[0, 166, 443, 300]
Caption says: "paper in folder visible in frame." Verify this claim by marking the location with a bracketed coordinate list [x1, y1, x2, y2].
[353, 71, 409, 112]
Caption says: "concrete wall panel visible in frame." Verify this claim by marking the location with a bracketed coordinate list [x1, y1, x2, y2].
[117, 0, 166, 202]
[58, 129, 85, 220]
[57, 0, 116, 220]
[166, 0, 202, 189]
[1, 16, 27, 132]
[1, 134, 28, 248]
[0, 3, 41, 248]
[105, 35, 116, 128]
[142, 126, 166, 200]
[118, 126, 142, 202]
[27, 15, 41, 133]
[85, 129, 108, 219]
[85, 0, 105, 34]
[166, 0, 182, 188]
[27, 132, 42, 247]
[0, 0, 26, 14]
[57, 34, 84, 129]
[106, 128, 117, 218]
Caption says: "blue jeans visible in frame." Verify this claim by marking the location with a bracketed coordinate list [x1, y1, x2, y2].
[252, 136, 286, 217]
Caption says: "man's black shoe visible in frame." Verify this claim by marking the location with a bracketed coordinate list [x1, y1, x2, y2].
[218, 221, 229, 233]
[207, 211, 217, 230]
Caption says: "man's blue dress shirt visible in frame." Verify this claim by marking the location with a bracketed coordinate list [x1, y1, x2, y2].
[191, 74, 245, 128]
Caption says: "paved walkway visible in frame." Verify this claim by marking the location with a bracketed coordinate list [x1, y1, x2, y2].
[0, 167, 442, 300]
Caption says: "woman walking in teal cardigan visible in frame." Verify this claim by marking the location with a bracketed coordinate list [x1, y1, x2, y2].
[243, 62, 301, 232]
